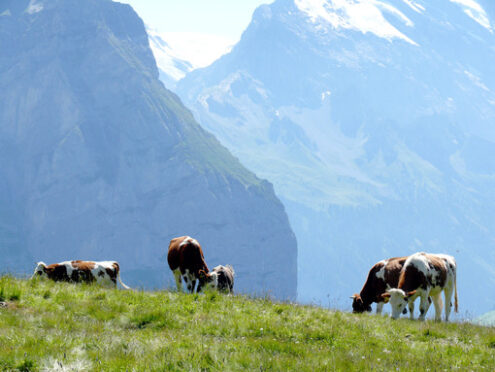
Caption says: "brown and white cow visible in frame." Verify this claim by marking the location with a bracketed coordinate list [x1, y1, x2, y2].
[381, 252, 458, 321]
[167, 236, 210, 293]
[352, 256, 415, 317]
[32, 260, 130, 289]
[201, 265, 235, 294]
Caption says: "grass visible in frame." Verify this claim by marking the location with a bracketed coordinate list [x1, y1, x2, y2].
[0, 276, 494, 371]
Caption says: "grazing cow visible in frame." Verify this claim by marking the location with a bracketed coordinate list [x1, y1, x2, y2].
[32, 260, 130, 289]
[167, 236, 209, 293]
[381, 252, 458, 321]
[200, 265, 235, 293]
[352, 256, 415, 317]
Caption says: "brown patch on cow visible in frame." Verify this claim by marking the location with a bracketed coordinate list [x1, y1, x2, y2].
[71, 260, 96, 271]
[398, 264, 427, 292]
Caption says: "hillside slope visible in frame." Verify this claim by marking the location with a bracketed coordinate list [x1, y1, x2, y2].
[0, 276, 494, 371]
[0, 0, 296, 298]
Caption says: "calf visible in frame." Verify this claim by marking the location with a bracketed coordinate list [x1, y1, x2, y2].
[352, 257, 415, 317]
[201, 265, 235, 294]
[381, 252, 458, 321]
[167, 236, 209, 293]
[32, 260, 130, 289]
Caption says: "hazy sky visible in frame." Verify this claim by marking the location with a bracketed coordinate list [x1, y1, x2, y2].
[114, 0, 274, 68]
[115, 0, 273, 38]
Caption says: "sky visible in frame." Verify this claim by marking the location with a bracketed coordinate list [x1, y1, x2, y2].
[115, 0, 274, 68]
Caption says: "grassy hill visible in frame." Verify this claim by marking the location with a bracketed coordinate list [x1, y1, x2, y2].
[0, 276, 494, 371]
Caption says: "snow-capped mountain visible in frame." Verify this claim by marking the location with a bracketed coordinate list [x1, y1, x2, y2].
[177, 0, 495, 316]
[147, 28, 233, 90]
[0, 0, 297, 299]
[146, 28, 194, 90]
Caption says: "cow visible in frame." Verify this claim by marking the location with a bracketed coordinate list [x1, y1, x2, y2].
[351, 256, 415, 317]
[200, 265, 235, 294]
[381, 252, 458, 321]
[32, 260, 130, 289]
[167, 236, 210, 293]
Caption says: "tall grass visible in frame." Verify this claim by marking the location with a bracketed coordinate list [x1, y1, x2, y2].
[0, 276, 493, 371]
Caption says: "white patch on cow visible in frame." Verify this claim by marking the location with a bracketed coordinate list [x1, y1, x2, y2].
[404, 252, 430, 278]
[32, 262, 47, 279]
[183, 269, 197, 292]
[179, 236, 200, 248]
[375, 260, 388, 281]
[209, 271, 219, 289]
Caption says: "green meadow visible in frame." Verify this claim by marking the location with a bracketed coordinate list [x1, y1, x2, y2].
[0, 276, 493, 371]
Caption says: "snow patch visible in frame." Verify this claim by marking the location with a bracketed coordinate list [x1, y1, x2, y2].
[464, 70, 490, 91]
[450, 0, 493, 32]
[147, 27, 234, 81]
[321, 90, 331, 101]
[402, 0, 425, 13]
[25, 0, 43, 14]
[295, 0, 418, 45]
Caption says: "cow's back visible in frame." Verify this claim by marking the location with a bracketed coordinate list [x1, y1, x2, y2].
[167, 236, 208, 274]
[382, 257, 407, 287]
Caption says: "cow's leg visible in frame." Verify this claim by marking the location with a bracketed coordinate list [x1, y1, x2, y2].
[408, 300, 415, 320]
[418, 294, 430, 321]
[443, 285, 454, 322]
[183, 270, 195, 293]
[376, 301, 384, 315]
[431, 293, 443, 321]
[173, 269, 183, 291]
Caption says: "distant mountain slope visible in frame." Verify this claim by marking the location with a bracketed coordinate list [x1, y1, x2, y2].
[0, 0, 297, 299]
[475, 311, 495, 327]
[177, 0, 495, 314]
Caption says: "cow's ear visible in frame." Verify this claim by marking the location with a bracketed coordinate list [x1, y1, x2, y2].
[405, 290, 416, 299]
[381, 293, 391, 300]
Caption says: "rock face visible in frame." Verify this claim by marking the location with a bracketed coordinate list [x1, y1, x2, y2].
[0, 0, 297, 299]
[177, 0, 495, 314]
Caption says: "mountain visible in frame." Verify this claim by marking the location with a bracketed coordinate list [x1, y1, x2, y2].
[146, 28, 234, 91]
[0, 0, 297, 299]
[475, 311, 495, 327]
[146, 28, 194, 91]
[176, 0, 495, 315]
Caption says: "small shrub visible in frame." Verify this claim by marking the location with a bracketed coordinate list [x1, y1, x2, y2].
[16, 358, 37, 372]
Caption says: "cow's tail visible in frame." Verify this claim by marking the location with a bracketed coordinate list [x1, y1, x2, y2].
[117, 271, 131, 290]
[454, 270, 458, 313]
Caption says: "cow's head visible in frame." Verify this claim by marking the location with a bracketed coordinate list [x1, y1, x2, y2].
[32, 262, 48, 279]
[198, 269, 218, 292]
[351, 294, 372, 313]
[381, 289, 417, 319]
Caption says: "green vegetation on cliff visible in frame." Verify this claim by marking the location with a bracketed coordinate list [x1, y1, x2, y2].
[0, 276, 494, 371]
